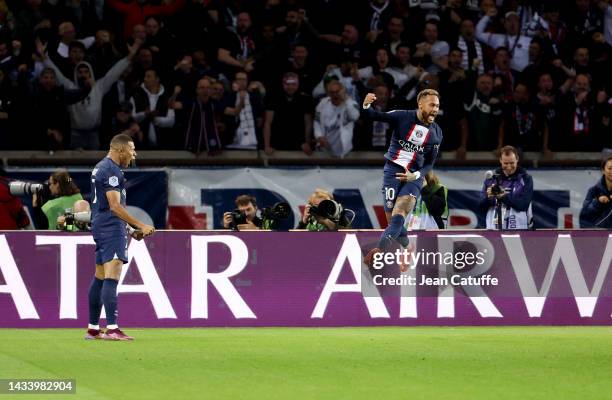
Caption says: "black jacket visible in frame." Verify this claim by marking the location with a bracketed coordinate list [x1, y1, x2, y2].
[580, 176, 612, 229]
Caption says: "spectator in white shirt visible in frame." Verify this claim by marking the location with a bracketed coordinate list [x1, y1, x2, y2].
[312, 58, 361, 102]
[314, 80, 360, 157]
[476, 8, 531, 71]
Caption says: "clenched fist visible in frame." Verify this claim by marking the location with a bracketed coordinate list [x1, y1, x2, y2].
[363, 93, 377, 109]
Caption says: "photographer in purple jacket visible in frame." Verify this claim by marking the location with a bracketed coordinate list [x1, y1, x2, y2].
[479, 146, 533, 230]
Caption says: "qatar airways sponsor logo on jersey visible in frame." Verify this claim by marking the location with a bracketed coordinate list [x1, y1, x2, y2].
[398, 139, 424, 153]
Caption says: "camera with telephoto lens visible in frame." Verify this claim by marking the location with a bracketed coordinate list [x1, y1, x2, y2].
[228, 209, 248, 230]
[9, 181, 48, 196]
[309, 199, 342, 220]
[308, 199, 355, 229]
[261, 202, 290, 230]
[61, 209, 91, 231]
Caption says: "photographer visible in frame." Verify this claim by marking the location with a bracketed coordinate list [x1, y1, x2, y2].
[0, 167, 30, 230]
[479, 146, 533, 230]
[580, 156, 612, 229]
[297, 189, 353, 231]
[222, 195, 262, 231]
[408, 172, 448, 230]
[33, 169, 83, 230]
[57, 199, 91, 231]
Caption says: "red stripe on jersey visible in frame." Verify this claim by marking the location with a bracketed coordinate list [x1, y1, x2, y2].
[392, 147, 401, 160]
[405, 124, 416, 140]
[405, 151, 417, 171]
[422, 129, 431, 145]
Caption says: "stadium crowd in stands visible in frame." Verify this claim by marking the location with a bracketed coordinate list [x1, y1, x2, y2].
[0, 0, 610, 158]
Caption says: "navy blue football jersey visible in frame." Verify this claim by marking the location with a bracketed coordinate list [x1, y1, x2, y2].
[365, 109, 443, 175]
[90, 157, 127, 237]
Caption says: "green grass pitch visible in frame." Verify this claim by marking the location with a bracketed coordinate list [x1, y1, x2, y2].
[0, 327, 611, 400]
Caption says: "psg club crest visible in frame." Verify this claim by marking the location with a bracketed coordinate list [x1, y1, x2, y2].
[415, 131, 424, 138]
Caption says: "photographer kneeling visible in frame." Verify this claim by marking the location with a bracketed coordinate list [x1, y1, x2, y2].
[33, 169, 83, 230]
[297, 189, 353, 231]
[57, 199, 91, 231]
[223, 195, 262, 231]
[479, 146, 533, 230]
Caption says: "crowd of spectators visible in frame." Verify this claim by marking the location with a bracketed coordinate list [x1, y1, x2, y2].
[0, 0, 610, 158]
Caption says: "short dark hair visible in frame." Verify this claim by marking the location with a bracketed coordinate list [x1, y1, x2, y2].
[283, 72, 299, 82]
[68, 41, 86, 52]
[499, 145, 519, 159]
[40, 67, 56, 77]
[235, 195, 257, 208]
[110, 133, 133, 148]
[495, 46, 510, 56]
[601, 156, 612, 170]
[417, 89, 440, 103]
[144, 15, 161, 25]
[118, 101, 133, 113]
[292, 43, 308, 52]
[396, 42, 411, 51]
[514, 82, 529, 93]
[143, 68, 159, 78]
[424, 20, 439, 29]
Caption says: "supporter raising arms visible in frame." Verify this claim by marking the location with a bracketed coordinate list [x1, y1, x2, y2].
[36, 38, 143, 150]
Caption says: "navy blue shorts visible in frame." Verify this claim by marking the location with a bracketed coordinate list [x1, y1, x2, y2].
[381, 160, 423, 212]
[94, 233, 128, 265]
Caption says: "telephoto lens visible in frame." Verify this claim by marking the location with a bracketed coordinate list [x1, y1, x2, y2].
[8, 181, 44, 196]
